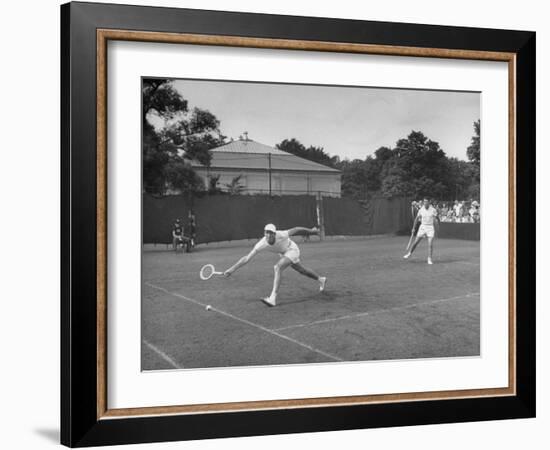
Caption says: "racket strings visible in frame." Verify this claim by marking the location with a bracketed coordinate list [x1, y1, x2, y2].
[200, 264, 216, 280]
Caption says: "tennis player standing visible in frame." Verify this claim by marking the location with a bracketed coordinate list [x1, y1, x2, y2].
[224, 224, 327, 307]
[404, 198, 439, 264]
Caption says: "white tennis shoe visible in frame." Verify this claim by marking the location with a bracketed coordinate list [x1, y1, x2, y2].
[427, 258, 433, 265]
[261, 295, 277, 307]
[403, 252, 411, 259]
[319, 277, 327, 292]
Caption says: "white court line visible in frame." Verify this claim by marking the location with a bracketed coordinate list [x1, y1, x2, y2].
[145, 282, 343, 362]
[143, 339, 183, 369]
[452, 261, 480, 266]
[274, 292, 480, 332]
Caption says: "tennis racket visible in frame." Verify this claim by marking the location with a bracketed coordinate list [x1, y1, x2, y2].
[199, 264, 224, 280]
[405, 228, 416, 251]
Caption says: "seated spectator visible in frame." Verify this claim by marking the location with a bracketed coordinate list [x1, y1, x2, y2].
[172, 218, 184, 250]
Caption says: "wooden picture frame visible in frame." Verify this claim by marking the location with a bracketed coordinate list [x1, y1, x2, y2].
[61, 1, 535, 447]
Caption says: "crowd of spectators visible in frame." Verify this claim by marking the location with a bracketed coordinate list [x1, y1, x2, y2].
[412, 200, 480, 223]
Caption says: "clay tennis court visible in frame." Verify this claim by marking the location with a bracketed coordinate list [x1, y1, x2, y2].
[141, 235, 480, 370]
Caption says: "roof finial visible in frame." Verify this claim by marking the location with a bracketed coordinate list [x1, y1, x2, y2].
[243, 131, 249, 141]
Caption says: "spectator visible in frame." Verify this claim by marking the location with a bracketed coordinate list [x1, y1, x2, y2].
[451, 200, 458, 222]
[428, 200, 480, 223]
[172, 218, 184, 250]
[456, 201, 466, 222]
[470, 201, 480, 223]
[441, 202, 449, 217]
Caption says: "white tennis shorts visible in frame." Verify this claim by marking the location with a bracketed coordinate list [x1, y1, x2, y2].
[417, 224, 435, 238]
[280, 245, 301, 264]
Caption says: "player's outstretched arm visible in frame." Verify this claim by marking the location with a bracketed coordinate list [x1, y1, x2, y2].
[224, 249, 257, 276]
[286, 226, 319, 236]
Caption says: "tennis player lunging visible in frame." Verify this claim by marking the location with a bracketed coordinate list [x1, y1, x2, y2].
[224, 224, 327, 307]
[404, 198, 439, 264]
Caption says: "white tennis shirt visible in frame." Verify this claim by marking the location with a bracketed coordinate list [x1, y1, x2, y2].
[417, 206, 438, 226]
[253, 230, 297, 254]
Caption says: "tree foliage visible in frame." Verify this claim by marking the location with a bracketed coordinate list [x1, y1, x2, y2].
[207, 174, 222, 195]
[464, 120, 480, 198]
[467, 120, 480, 166]
[142, 79, 225, 194]
[224, 175, 245, 195]
[276, 138, 339, 168]
[277, 128, 480, 201]
[376, 131, 451, 198]
[338, 156, 382, 199]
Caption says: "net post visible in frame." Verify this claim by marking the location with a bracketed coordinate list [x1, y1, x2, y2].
[316, 191, 325, 241]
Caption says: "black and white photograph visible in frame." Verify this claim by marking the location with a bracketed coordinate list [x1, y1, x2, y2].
[141, 78, 481, 370]
[0, 0, 542, 447]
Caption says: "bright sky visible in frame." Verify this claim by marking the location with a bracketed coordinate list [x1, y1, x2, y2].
[171, 79, 480, 161]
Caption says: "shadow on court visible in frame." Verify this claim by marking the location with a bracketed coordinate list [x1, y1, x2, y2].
[142, 235, 480, 370]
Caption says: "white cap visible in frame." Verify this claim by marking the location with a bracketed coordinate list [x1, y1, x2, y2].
[264, 223, 276, 233]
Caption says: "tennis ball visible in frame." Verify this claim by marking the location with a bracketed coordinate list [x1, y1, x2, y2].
[206, 305, 212, 311]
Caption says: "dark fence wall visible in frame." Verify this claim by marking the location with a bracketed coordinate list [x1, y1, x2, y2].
[143, 194, 317, 244]
[438, 222, 480, 240]
[323, 196, 412, 236]
[323, 197, 371, 236]
[371, 197, 413, 235]
[143, 194, 479, 244]
[143, 195, 191, 245]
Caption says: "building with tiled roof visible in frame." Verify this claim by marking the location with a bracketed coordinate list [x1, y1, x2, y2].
[192, 136, 341, 197]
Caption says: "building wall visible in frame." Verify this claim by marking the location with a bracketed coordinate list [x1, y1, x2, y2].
[195, 168, 341, 197]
